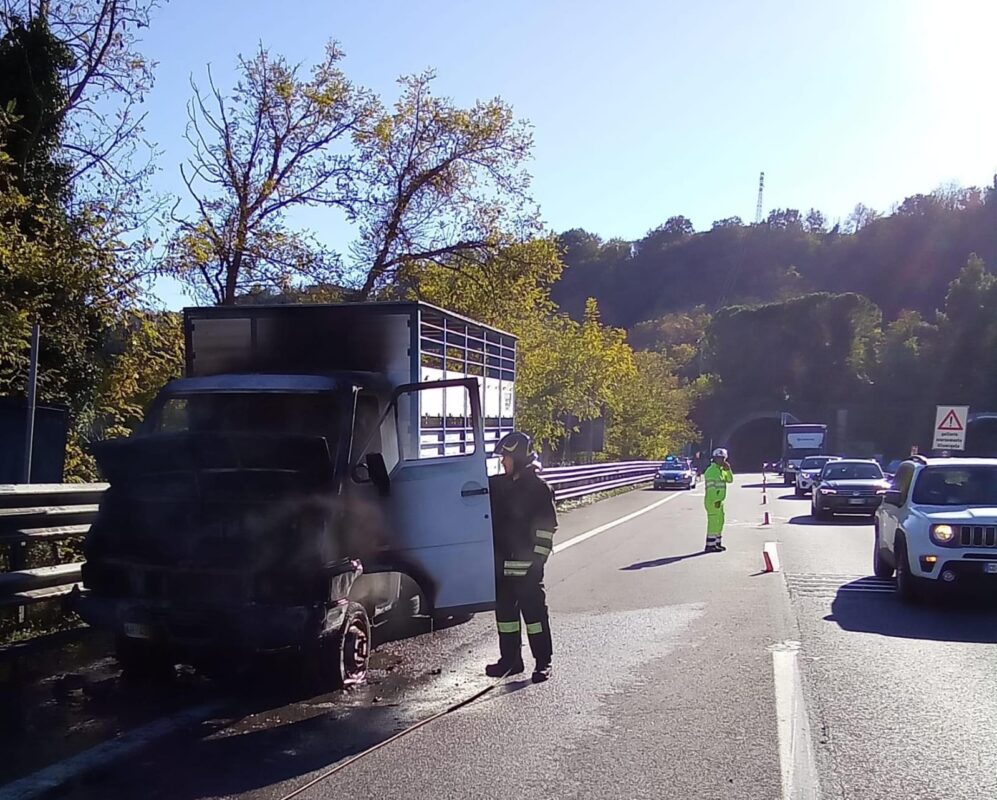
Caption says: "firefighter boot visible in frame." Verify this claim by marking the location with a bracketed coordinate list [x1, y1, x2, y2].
[532, 661, 552, 683]
[485, 658, 524, 677]
[485, 628, 524, 677]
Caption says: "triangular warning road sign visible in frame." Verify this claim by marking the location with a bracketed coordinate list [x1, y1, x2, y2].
[938, 410, 964, 431]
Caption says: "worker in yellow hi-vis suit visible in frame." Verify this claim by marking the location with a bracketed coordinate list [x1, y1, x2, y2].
[704, 447, 734, 552]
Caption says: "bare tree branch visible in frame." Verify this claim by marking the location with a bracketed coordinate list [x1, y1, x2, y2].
[349, 71, 537, 300]
[165, 42, 370, 304]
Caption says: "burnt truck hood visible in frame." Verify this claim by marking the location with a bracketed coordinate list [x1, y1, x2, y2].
[87, 432, 340, 571]
[94, 432, 335, 483]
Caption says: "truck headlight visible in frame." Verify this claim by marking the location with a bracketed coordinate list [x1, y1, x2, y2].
[931, 524, 956, 545]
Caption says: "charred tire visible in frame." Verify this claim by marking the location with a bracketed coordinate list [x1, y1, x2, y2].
[318, 602, 371, 689]
[795, 486, 804, 498]
[872, 526, 895, 579]
[115, 636, 175, 682]
[895, 538, 923, 605]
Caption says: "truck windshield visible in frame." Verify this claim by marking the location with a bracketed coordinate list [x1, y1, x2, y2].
[912, 466, 997, 506]
[151, 392, 340, 437]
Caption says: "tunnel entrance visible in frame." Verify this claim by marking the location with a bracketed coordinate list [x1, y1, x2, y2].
[965, 417, 997, 457]
[725, 416, 783, 472]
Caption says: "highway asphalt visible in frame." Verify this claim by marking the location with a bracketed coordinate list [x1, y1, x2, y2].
[7, 475, 997, 799]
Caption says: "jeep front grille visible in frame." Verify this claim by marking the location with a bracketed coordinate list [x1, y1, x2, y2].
[959, 526, 997, 547]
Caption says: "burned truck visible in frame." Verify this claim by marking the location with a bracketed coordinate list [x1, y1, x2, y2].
[72, 302, 517, 685]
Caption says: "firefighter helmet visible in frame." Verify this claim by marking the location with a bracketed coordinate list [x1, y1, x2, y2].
[494, 431, 536, 468]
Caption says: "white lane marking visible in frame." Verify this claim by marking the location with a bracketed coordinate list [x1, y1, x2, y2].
[764, 541, 782, 572]
[553, 491, 685, 554]
[770, 640, 820, 800]
[0, 702, 224, 800]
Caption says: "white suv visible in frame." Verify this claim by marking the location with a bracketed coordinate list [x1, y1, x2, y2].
[874, 457, 997, 603]
[794, 455, 842, 497]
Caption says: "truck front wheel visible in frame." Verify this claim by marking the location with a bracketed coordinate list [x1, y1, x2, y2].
[115, 636, 176, 682]
[318, 602, 371, 688]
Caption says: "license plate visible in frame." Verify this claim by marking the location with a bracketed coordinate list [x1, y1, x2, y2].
[123, 622, 153, 640]
[848, 498, 866, 505]
[984, 563, 997, 575]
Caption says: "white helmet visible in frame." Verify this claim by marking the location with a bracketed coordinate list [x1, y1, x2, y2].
[712, 448, 729, 459]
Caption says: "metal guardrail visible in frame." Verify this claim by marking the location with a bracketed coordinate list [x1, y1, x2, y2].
[541, 461, 663, 500]
[0, 484, 105, 616]
[0, 463, 667, 613]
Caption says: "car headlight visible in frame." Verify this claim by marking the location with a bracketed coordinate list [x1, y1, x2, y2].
[931, 524, 956, 545]
[819, 487, 836, 495]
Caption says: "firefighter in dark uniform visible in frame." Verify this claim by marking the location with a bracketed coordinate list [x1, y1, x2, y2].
[485, 431, 557, 683]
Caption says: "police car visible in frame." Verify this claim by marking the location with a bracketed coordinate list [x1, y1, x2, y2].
[874, 456, 997, 603]
[653, 457, 696, 490]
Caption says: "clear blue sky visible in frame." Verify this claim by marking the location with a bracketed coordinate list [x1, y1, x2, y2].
[141, 0, 997, 308]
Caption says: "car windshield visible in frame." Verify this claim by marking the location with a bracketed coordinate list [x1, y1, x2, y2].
[801, 457, 833, 470]
[660, 461, 687, 470]
[149, 392, 341, 437]
[821, 463, 883, 481]
[912, 466, 997, 506]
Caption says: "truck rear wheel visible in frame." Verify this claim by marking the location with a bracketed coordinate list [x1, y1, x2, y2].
[318, 602, 370, 688]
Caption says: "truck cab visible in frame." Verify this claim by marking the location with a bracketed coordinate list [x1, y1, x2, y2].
[73, 303, 515, 685]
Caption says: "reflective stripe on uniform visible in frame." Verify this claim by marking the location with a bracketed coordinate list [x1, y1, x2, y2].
[536, 530, 555, 541]
[525, 622, 544, 635]
[497, 620, 521, 634]
[504, 560, 533, 570]
[504, 568, 529, 577]
[534, 545, 551, 557]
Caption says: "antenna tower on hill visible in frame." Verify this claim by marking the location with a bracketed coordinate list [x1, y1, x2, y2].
[755, 172, 765, 224]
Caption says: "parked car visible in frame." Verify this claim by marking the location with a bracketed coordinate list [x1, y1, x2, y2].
[654, 457, 696, 490]
[875, 457, 997, 603]
[811, 459, 890, 519]
[795, 455, 843, 497]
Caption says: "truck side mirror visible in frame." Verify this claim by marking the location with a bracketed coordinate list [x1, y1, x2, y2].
[351, 460, 371, 484]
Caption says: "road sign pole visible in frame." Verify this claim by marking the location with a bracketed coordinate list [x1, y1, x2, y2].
[22, 323, 40, 484]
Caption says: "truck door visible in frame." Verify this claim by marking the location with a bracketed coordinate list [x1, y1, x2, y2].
[355, 379, 495, 617]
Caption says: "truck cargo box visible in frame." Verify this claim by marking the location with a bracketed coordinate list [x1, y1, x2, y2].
[184, 302, 517, 456]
